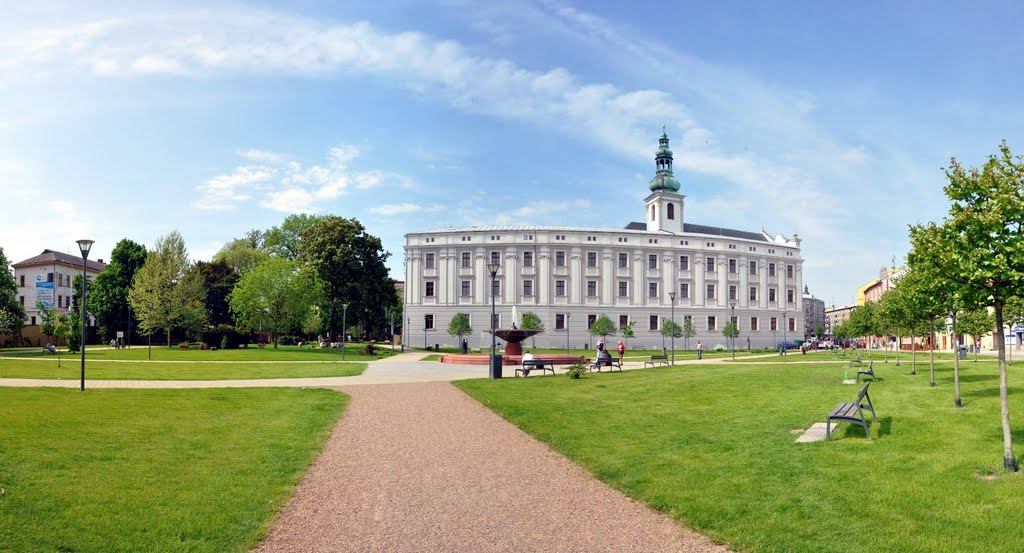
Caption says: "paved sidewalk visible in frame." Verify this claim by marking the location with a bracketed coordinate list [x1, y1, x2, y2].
[253, 382, 730, 552]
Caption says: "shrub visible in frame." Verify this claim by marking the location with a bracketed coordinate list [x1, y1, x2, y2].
[203, 324, 251, 350]
[178, 342, 190, 349]
[713, 343, 727, 351]
[365, 343, 377, 356]
[565, 362, 588, 379]
[220, 335, 228, 350]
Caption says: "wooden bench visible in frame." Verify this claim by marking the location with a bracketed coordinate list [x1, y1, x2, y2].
[827, 382, 877, 440]
[516, 359, 555, 377]
[857, 360, 876, 382]
[590, 357, 622, 372]
[643, 354, 669, 368]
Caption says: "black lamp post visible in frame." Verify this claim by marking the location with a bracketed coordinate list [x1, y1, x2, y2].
[783, 310, 788, 347]
[423, 314, 428, 349]
[127, 306, 131, 349]
[565, 312, 570, 353]
[668, 291, 676, 366]
[341, 303, 349, 361]
[76, 239, 93, 391]
[147, 302, 153, 361]
[388, 308, 395, 350]
[729, 300, 737, 360]
[487, 262, 501, 378]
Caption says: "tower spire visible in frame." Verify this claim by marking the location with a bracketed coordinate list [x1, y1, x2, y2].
[648, 128, 680, 192]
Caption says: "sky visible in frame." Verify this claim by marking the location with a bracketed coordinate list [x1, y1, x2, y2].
[2, 0, 1024, 307]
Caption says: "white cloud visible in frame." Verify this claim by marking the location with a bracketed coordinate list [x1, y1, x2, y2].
[193, 165, 277, 211]
[368, 203, 445, 216]
[260, 187, 316, 215]
[237, 149, 287, 163]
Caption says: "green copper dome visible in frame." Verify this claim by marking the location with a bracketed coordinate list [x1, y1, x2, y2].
[648, 128, 681, 192]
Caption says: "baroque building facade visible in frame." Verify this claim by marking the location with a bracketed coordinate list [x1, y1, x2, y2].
[403, 131, 804, 350]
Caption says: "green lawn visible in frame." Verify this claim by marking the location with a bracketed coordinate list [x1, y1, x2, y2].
[0, 358, 366, 380]
[3, 343, 389, 361]
[0, 387, 346, 552]
[457, 359, 1024, 552]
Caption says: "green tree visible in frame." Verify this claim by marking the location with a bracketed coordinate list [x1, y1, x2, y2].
[722, 320, 740, 354]
[194, 260, 239, 327]
[128, 231, 209, 346]
[520, 311, 544, 347]
[589, 314, 616, 341]
[682, 316, 696, 350]
[214, 235, 270, 276]
[0, 247, 26, 336]
[620, 319, 635, 347]
[957, 307, 994, 363]
[814, 324, 825, 338]
[228, 258, 320, 348]
[447, 313, 472, 347]
[908, 140, 1024, 471]
[263, 214, 323, 260]
[86, 238, 147, 342]
[297, 216, 395, 341]
[846, 301, 881, 359]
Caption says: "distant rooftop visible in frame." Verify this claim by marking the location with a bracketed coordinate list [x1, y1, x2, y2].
[12, 249, 107, 272]
[413, 223, 770, 243]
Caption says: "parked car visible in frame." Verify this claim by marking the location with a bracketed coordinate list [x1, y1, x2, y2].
[777, 342, 798, 350]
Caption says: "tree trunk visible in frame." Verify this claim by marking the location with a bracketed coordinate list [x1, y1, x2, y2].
[995, 304, 1017, 471]
[884, 337, 889, 363]
[952, 313, 962, 407]
[911, 334, 917, 374]
[929, 321, 936, 387]
[895, 334, 901, 366]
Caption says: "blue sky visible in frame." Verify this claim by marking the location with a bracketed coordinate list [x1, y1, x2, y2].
[2, 0, 1023, 306]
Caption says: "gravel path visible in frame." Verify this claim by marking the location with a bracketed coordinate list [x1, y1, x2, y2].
[253, 381, 730, 553]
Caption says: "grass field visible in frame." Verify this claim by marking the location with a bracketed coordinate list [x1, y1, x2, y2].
[3, 343, 389, 361]
[0, 345, 371, 380]
[0, 387, 346, 552]
[457, 359, 1024, 553]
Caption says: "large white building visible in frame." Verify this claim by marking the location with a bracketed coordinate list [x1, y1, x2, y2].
[403, 130, 804, 350]
[13, 249, 105, 327]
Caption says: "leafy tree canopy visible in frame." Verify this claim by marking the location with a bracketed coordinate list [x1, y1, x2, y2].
[0, 246, 25, 335]
[228, 258, 320, 348]
[86, 238, 147, 341]
[589, 314, 616, 338]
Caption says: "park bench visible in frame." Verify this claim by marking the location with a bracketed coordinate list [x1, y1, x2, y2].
[643, 354, 669, 368]
[589, 356, 622, 372]
[826, 382, 877, 441]
[516, 359, 556, 377]
[857, 360, 876, 382]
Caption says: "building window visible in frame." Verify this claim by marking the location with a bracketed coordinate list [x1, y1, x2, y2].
[787, 289, 795, 304]
[751, 317, 759, 331]
[461, 281, 471, 297]
[19, 295, 24, 306]
[706, 284, 716, 300]
[425, 253, 435, 269]
[556, 280, 566, 296]
[587, 252, 597, 267]
[648, 282, 658, 298]
[425, 315, 434, 330]
[787, 264, 794, 279]
[618, 253, 628, 268]
[524, 251, 533, 267]
[789, 318, 796, 332]
[768, 263, 776, 277]
[680, 282, 689, 299]
[58, 295, 62, 307]
[523, 280, 533, 296]
[770, 317, 778, 331]
[425, 282, 435, 297]
[461, 252, 471, 268]
[650, 315, 659, 331]
[749, 260, 757, 275]
[58, 274, 63, 287]
[19, 275, 25, 287]
[31, 316, 36, 325]
[769, 288, 777, 302]
[619, 315, 629, 328]
[491, 280, 500, 297]
[749, 287, 757, 302]
[650, 205, 655, 221]
[648, 254, 658, 269]
[555, 314, 566, 330]
[556, 251, 566, 267]
[728, 259, 736, 274]
[729, 285, 737, 301]
[707, 316, 717, 331]
[667, 202, 675, 219]
[588, 314, 596, 329]
[706, 257, 715, 272]
[680, 255, 689, 270]
[587, 281, 597, 297]
[618, 281, 628, 297]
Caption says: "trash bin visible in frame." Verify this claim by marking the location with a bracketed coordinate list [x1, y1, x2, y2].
[434, 343, 440, 352]
[959, 346, 968, 360]
[489, 353, 503, 379]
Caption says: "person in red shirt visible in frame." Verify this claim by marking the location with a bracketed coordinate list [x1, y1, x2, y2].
[616, 341, 625, 364]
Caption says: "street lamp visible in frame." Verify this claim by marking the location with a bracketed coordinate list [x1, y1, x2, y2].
[76, 239, 93, 392]
[342, 303, 349, 361]
[487, 262, 501, 378]
[147, 302, 153, 361]
[388, 308, 395, 351]
[729, 300, 736, 360]
[127, 305, 132, 349]
[423, 314, 428, 349]
[565, 312, 571, 353]
[668, 291, 676, 366]
[783, 310, 788, 347]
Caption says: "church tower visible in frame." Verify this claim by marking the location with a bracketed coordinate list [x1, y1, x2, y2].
[644, 128, 685, 233]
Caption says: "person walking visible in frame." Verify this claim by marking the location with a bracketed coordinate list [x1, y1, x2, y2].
[616, 340, 625, 365]
[695, 341, 704, 360]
